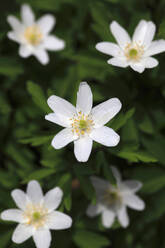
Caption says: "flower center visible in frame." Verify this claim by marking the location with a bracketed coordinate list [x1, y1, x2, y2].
[70, 111, 94, 137]
[129, 48, 138, 58]
[79, 119, 88, 130]
[103, 188, 122, 209]
[24, 25, 43, 46]
[23, 204, 48, 229]
[124, 42, 144, 62]
[32, 212, 41, 221]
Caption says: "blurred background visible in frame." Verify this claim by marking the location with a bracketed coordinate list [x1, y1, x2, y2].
[0, 0, 165, 247]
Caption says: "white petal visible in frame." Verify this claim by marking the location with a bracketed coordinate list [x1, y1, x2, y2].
[21, 4, 35, 26]
[117, 207, 129, 228]
[51, 128, 76, 149]
[44, 187, 63, 211]
[143, 21, 156, 48]
[19, 45, 32, 58]
[45, 113, 70, 128]
[133, 20, 156, 48]
[33, 229, 51, 248]
[7, 15, 22, 30]
[7, 31, 20, 43]
[110, 21, 131, 49]
[144, 57, 158, 68]
[37, 14, 55, 34]
[96, 42, 121, 57]
[1, 209, 24, 223]
[145, 40, 165, 56]
[74, 137, 93, 162]
[90, 126, 120, 147]
[92, 98, 122, 127]
[124, 194, 145, 210]
[33, 49, 49, 65]
[86, 203, 103, 217]
[111, 166, 122, 183]
[44, 35, 65, 51]
[102, 210, 115, 228]
[47, 95, 76, 118]
[130, 63, 145, 73]
[91, 176, 110, 192]
[12, 224, 33, 244]
[133, 20, 148, 43]
[27, 180, 43, 204]
[47, 211, 72, 230]
[108, 57, 129, 68]
[76, 82, 93, 115]
[11, 189, 27, 210]
[122, 180, 142, 193]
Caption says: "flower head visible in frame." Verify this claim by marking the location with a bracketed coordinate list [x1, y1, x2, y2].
[7, 4, 65, 65]
[96, 20, 165, 73]
[45, 82, 122, 162]
[86, 166, 145, 228]
[1, 180, 72, 248]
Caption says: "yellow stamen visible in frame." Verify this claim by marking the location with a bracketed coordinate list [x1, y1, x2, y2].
[24, 25, 43, 46]
[71, 112, 94, 137]
[23, 204, 48, 229]
[124, 42, 144, 62]
[129, 48, 138, 58]
[103, 188, 122, 208]
[32, 212, 41, 221]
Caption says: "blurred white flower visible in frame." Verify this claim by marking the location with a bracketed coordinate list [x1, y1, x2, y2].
[1, 180, 72, 248]
[7, 4, 65, 65]
[96, 20, 165, 73]
[87, 166, 145, 228]
[45, 82, 121, 162]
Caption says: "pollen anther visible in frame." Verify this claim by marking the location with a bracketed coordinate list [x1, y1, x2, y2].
[23, 203, 48, 229]
[124, 42, 144, 62]
[24, 25, 43, 46]
[71, 112, 94, 137]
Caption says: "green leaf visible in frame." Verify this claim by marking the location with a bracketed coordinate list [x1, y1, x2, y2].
[90, 2, 113, 41]
[19, 135, 54, 146]
[138, 115, 154, 134]
[23, 169, 55, 183]
[116, 150, 157, 163]
[0, 57, 23, 77]
[0, 94, 11, 115]
[73, 230, 110, 248]
[109, 108, 135, 131]
[27, 81, 50, 113]
[141, 189, 165, 223]
[131, 167, 165, 194]
[0, 169, 18, 188]
[17, 0, 76, 11]
[74, 167, 96, 203]
[142, 135, 165, 165]
[6, 144, 33, 170]
[158, 20, 165, 39]
[57, 173, 72, 211]
[0, 230, 12, 248]
[121, 118, 139, 144]
[73, 165, 94, 176]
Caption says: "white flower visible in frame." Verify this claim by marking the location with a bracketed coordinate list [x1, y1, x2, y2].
[86, 166, 145, 228]
[96, 20, 165, 73]
[45, 82, 122, 162]
[7, 4, 65, 65]
[1, 180, 72, 248]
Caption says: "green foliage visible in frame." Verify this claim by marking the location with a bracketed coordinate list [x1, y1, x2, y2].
[27, 81, 50, 113]
[73, 229, 110, 248]
[109, 108, 135, 131]
[0, 57, 23, 77]
[1, 0, 165, 248]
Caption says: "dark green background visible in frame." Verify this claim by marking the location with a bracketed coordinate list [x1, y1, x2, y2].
[0, 0, 165, 247]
